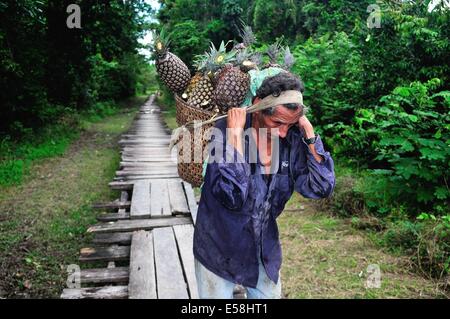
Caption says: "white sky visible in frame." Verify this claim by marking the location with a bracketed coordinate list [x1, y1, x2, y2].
[138, 0, 161, 59]
[428, 0, 450, 11]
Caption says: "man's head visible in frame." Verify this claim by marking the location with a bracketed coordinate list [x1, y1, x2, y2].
[252, 72, 305, 138]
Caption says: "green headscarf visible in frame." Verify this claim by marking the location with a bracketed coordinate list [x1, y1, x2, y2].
[241, 67, 285, 107]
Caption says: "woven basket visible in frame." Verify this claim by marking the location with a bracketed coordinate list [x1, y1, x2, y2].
[174, 94, 215, 187]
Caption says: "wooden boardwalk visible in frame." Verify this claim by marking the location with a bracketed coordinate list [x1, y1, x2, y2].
[61, 95, 199, 299]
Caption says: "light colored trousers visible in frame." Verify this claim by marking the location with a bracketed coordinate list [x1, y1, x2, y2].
[194, 257, 282, 299]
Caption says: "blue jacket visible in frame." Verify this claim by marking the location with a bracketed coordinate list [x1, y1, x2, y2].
[193, 114, 336, 288]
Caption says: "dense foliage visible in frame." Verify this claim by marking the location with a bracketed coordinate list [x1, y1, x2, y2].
[0, 0, 154, 136]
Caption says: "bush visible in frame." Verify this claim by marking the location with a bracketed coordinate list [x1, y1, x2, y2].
[353, 79, 449, 216]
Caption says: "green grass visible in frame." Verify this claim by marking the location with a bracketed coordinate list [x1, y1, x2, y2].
[0, 95, 148, 298]
[279, 193, 448, 298]
[0, 97, 147, 188]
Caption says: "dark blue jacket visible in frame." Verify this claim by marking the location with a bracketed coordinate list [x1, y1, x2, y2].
[193, 114, 336, 288]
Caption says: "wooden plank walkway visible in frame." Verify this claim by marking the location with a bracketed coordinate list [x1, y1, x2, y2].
[61, 95, 199, 299]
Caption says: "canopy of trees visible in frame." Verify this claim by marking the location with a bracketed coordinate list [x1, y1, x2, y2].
[0, 0, 154, 135]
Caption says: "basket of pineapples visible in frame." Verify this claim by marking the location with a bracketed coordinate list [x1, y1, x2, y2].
[153, 27, 293, 187]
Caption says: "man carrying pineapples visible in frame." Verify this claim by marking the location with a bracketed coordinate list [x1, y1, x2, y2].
[193, 71, 336, 299]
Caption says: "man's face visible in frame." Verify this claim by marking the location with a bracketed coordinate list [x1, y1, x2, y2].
[257, 105, 302, 139]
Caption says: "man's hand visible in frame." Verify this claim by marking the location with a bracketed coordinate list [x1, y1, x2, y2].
[227, 108, 246, 130]
[298, 115, 315, 139]
[298, 115, 323, 163]
[226, 108, 246, 156]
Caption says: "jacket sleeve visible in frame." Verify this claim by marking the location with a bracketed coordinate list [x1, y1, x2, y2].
[291, 134, 336, 199]
[206, 133, 251, 211]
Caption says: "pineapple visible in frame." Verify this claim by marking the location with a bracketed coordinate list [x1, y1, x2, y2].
[182, 72, 202, 100]
[213, 51, 254, 112]
[153, 30, 191, 94]
[187, 73, 215, 110]
[187, 41, 235, 110]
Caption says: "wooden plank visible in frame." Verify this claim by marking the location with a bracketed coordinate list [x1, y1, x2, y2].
[153, 227, 189, 299]
[150, 179, 171, 217]
[130, 180, 151, 219]
[183, 182, 198, 225]
[87, 216, 192, 234]
[109, 181, 134, 190]
[96, 212, 130, 222]
[61, 286, 128, 299]
[114, 174, 179, 181]
[79, 245, 130, 262]
[121, 163, 177, 169]
[93, 232, 132, 245]
[80, 267, 129, 284]
[117, 169, 177, 176]
[128, 231, 157, 299]
[118, 191, 129, 214]
[92, 201, 131, 210]
[168, 180, 190, 214]
[120, 163, 176, 169]
[173, 224, 198, 299]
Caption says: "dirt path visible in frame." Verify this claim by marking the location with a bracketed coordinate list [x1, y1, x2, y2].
[279, 192, 448, 298]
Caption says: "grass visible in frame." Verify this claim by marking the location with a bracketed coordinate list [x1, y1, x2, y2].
[279, 193, 448, 298]
[0, 95, 147, 298]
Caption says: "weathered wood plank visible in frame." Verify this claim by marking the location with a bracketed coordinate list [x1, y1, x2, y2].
[117, 169, 177, 176]
[80, 267, 129, 284]
[173, 224, 198, 299]
[61, 286, 128, 299]
[121, 164, 177, 170]
[128, 231, 157, 299]
[149, 179, 171, 217]
[153, 227, 189, 299]
[114, 174, 179, 181]
[92, 201, 131, 210]
[130, 180, 151, 219]
[93, 232, 132, 245]
[87, 216, 192, 234]
[96, 212, 130, 222]
[79, 245, 130, 262]
[168, 180, 190, 214]
[183, 182, 198, 225]
[109, 181, 135, 190]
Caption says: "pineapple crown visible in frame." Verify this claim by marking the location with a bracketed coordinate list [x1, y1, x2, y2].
[282, 46, 295, 71]
[152, 28, 171, 58]
[266, 38, 284, 64]
[194, 41, 236, 74]
[238, 21, 256, 48]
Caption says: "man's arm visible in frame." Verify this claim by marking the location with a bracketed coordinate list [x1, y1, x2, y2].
[299, 115, 324, 164]
[226, 108, 246, 155]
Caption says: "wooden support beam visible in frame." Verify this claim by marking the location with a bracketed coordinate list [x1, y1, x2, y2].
[87, 216, 192, 234]
[79, 245, 130, 262]
[61, 286, 128, 299]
